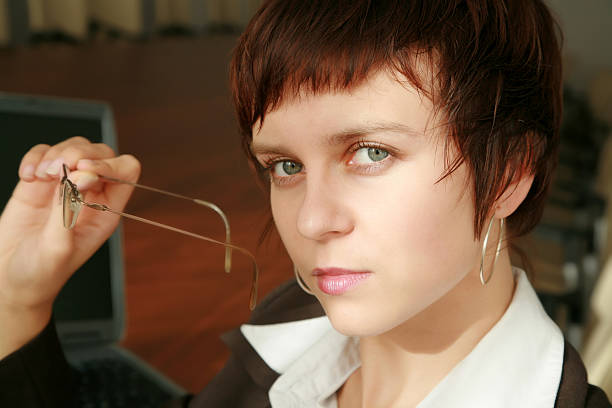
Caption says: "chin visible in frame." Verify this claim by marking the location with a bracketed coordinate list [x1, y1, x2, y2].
[319, 298, 400, 337]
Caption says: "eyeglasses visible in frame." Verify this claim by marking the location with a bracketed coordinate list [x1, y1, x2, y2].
[60, 164, 259, 310]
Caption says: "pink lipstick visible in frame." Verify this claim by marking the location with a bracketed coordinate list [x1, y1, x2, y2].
[312, 268, 371, 295]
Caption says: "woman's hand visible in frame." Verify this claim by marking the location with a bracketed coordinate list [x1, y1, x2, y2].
[0, 137, 141, 358]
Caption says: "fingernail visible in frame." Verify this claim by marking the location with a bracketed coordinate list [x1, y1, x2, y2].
[74, 172, 99, 190]
[35, 161, 51, 178]
[21, 164, 35, 179]
[46, 158, 64, 176]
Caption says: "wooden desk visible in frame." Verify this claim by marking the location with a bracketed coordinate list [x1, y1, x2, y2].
[0, 35, 293, 393]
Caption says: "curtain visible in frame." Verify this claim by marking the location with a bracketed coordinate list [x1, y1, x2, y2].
[0, 0, 263, 46]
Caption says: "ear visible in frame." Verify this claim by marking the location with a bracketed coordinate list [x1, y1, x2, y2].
[494, 172, 534, 219]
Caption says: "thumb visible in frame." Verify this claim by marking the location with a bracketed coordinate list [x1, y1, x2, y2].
[76, 155, 141, 211]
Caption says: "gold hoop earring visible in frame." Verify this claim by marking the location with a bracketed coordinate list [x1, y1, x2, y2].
[294, 265, 315, 295]
[480, 217, 505, 286]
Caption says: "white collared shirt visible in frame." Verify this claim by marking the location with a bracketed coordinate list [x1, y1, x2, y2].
[240, 268, 565, 407]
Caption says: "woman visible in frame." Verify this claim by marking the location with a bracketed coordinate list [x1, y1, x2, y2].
[1, 0, 611, 407]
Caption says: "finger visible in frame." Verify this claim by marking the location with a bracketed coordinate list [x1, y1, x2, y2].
[76, 155, 142, 210]
[18, 144, 50, 182]
[30, 137, 90, 181]
[77, 154, 141, 183]
[42, 142, 116, 180]
[68, 170, 99, 191]
[23, 136, 104, 181]
[12, 137, 112, 210]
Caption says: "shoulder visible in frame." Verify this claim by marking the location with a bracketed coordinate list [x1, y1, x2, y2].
[555, 340, 611, 408]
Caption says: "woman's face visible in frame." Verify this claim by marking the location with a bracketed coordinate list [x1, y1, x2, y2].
[252, 71, 483, 337]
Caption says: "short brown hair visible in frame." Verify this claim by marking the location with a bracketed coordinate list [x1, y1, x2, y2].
[230, 0, 563, 241]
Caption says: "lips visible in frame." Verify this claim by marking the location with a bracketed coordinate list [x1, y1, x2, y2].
[312, 267, 371, 295]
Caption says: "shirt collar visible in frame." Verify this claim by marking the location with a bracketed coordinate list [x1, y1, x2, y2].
[240, 268, 565, 408]
[417, 267, 565, 408]
[240, 314, 336, 374]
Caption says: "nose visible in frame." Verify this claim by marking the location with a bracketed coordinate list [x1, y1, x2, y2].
[296, 173, 354, 241]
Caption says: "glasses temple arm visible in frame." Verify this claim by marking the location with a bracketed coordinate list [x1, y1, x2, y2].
[99, 175, 232, 274]
[194, 200, 232, 274]
[81, 200, 258, 311]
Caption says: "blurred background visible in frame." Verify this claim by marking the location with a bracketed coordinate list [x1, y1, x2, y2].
[0, 0, 611, 400]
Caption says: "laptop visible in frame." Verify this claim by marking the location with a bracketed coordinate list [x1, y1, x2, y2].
[0, 92, 186, 407]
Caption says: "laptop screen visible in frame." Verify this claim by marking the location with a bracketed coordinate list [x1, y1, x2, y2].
[0, 93, 124, 343]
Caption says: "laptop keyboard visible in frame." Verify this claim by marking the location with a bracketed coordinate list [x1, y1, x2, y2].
[72, 357, 174, 408]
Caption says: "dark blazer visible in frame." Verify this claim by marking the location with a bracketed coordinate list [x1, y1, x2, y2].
[1, 279, 611, 408]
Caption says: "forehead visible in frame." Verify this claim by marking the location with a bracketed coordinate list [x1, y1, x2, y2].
[251, 70, 437, 150]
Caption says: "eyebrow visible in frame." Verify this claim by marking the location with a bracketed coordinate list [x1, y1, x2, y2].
[250, 121, 422, 157]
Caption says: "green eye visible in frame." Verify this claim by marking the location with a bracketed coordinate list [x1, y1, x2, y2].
[367, 147, 389, 162]
[277, 161, 302, 176]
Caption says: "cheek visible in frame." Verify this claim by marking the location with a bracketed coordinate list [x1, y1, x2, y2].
[361, 160, 477, 263]
[270, 188, 301, 253]
[270, 189, 286, 235]
[356, 164, 479, 304]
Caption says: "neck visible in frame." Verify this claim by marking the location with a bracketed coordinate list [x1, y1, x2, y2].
[345, 250, 517, 407]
